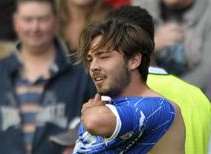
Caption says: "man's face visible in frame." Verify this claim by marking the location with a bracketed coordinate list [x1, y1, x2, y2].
[14, 1, 57, 49]
[87, 36, 131, 97]
[68, 0, 96, 7]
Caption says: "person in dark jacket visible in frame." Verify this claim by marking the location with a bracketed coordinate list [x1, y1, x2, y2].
[0, 0, 95, 154]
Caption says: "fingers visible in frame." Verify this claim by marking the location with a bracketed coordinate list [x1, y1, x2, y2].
[81, 94, 102, 113]
[81, 102, 92, 113]
[94, 93, 101, 101]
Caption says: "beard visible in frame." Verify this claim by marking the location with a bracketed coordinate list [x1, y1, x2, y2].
[97, 64, 131, 98]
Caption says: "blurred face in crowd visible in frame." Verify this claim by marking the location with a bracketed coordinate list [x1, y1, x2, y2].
[162, 0, 193, 9]
[87, 36, 131, 97]
[14, 1, 57, 50]
[68, 0, 97, 7]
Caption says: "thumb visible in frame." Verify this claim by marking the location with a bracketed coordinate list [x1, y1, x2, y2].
[94, 93, 101, 101]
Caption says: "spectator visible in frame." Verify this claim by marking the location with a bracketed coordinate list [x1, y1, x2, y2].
[105, 0, 131, 8]
[133, 0, 211, 91]
[73, 6, 185, 153]
[58, 0, 113, 51]
[0, 0, 95, 154]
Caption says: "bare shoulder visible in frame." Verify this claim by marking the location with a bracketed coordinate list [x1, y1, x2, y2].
[149, 100, 186, 154]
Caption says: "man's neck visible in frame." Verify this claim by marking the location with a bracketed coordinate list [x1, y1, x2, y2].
[120, 71, 160, 97]
[19, 44, 56, 81]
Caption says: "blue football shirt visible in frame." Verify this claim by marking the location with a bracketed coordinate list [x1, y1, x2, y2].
[73, 96, 175, 154]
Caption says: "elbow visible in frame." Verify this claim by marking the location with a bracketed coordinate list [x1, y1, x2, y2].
[81, 114, 99, 135]
[80, 106, 116, 137]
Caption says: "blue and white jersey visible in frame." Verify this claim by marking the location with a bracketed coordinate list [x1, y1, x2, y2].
[73, 96, 176, 154]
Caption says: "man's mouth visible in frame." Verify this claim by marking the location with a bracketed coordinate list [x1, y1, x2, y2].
[92, 74, 106, 84]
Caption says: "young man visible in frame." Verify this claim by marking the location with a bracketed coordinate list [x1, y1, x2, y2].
[52, 6, 211, 154]
[73, 6, 185, 154]
[0, 0, 95, 154]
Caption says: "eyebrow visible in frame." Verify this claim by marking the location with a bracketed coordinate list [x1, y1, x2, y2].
[90, 49, 113, 55]
[88, 50, 111, 59]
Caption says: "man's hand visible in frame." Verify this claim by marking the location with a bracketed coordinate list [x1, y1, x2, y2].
[81, 94, 105, 113]
[80, 94, 116, 137]
[155, 22, 184, 50]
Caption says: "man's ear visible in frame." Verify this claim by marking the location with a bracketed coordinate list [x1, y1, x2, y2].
[128, 53, 142, 70]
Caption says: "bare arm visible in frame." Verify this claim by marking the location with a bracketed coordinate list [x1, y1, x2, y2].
[81, 94, 116, 138]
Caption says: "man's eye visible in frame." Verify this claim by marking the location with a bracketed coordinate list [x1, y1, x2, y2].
[22, 17, 33, 22]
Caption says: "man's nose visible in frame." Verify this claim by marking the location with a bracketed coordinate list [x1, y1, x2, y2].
[90, 59, 100, 73]
[31, 19, 40, 31]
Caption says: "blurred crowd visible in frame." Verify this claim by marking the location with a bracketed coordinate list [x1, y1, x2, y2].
[0, 0, 210, 154]
[1, 0, 211, 99]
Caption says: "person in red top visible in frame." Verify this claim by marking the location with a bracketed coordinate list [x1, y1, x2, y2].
[105, 0, 131, 8]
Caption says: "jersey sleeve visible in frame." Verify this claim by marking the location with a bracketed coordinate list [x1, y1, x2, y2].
[105, 103, 146, 141]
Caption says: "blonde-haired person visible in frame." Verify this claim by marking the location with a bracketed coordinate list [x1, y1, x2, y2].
[58, 0, 113, 51]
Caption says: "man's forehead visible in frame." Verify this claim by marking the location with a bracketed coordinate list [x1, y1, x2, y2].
[16, 2, 53, 15]
[88, 47, 112, 56]
[88, 36, 112, 54]
[90, 35, 103, 49]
